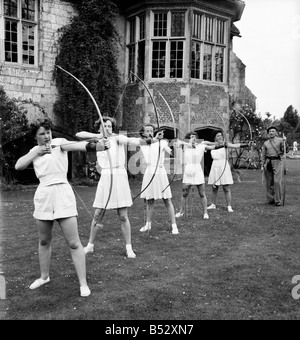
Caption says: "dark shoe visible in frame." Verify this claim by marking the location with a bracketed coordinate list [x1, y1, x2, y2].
[275, 202, 282, 207]
[268, 200, 275, 205]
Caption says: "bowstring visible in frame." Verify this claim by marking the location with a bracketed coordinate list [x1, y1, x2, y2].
[72, 185, 94, 220]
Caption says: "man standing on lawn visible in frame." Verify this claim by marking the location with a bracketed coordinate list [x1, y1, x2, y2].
[261, 126, 287, 206]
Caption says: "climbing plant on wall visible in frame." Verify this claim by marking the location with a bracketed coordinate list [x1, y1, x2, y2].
[0, 86, 28, 185]
[54, 0, 121, 135]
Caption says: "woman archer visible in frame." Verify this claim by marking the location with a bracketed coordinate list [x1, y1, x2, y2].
[15, 118, 110, 297]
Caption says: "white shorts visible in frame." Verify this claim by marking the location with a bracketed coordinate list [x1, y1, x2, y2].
[33, 183, 78, 221]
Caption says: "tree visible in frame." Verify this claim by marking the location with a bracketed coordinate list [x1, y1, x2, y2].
[54, 0, 121, 135]
[283, 105, 299, 129]
[278, 105, 300, 145]
[229, 107, 263, 169]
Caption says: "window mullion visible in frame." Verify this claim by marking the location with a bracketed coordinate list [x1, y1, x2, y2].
[135, 16, 139, 45]
[167, 11, 171, 37]
[212, 18, 217, 81]
[166, 40, 171, 79]
[18, 0, 22, 64]
[0, 5, 4, 61]
[18, 20, 23, 65]
[200, 42, 204, 80]
[212, 45, 216, 81]
[166, 10, 171, 78]
[134, 42, 138, 75]
[134, 16, 138, 74]
[165, 11, 172, 79]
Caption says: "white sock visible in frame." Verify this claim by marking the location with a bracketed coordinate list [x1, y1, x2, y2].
[126, 244, 133, 252]
[146, 222, 152, 228]
[87, 243, 94, 248]
[172, 224, 178, 229]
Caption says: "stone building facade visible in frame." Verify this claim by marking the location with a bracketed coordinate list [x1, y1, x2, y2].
[115, 0, 254, 143]
[230, 51, 257, 110]
[0, 0, 254, 129]
[0, 0, 255, 178]
[0, 0, 75, 121]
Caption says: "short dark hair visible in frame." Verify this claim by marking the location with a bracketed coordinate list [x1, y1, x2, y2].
[211, 129, 223, 141]
[94, 116, 117, 133]
[30, 118, 53, 137]
[139, 124, 157, 137]
[184, 131, 198, 139]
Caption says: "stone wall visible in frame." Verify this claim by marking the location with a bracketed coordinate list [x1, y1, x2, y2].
[229, 51, 256, 110]
[0, 0, 77, 122]
[122, 81, 229, 139]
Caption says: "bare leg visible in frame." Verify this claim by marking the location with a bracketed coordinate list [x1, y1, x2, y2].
[117, 207, 131, 245]
[59, 217, 88, 288]
[146, 199, 154, 223]
[222, 185, 232, 206]
[196, 184, 208, 216]
[209, 185, 219, 207]
[140, 199, 154, 232]
[163, 198, 179, 234]
[177, 184, 191, 216]
[223, 185, 233, 211]
[117, 207, 136, 258]
[163, 198, 176, 224]
[84, 208, 105, 252]
[36, 220, 54, 280]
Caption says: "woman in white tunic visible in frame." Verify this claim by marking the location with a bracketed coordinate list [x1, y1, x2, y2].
[14, 118, 109, 297]
[138, 124, 179, 235]
[208, 130, 249, 212]
[76, 118, 163, 258]
[175, 132, 223, 219]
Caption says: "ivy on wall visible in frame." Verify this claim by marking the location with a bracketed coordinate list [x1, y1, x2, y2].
[0, 86, 28, 185]
[54, 0, 121, 135]
[0, 86, 51, 186]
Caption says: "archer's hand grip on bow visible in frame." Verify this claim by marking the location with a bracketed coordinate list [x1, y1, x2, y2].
[103, 137, 110, 150]
[155, 131, 164, 140]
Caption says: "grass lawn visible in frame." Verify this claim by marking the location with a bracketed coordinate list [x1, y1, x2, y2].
[1, 159, 300, 320]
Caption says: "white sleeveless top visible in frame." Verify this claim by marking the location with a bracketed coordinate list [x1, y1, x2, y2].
[31, 138, 69, 187]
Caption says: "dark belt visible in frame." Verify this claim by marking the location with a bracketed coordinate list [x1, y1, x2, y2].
[267, 156, 281, 160]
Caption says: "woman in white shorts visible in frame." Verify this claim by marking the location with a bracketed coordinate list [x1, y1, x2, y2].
[207, 130, 250, 212]
[175, 132, 224, 220]
[76, 118, 164, 258]
[15, 118, 109, 297]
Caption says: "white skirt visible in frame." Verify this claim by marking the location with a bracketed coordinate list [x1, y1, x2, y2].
[140, 166, 172, 200]
[183, 164, 205, 185]
[93, 167, 132, 209]
[208, 160, 233, 186]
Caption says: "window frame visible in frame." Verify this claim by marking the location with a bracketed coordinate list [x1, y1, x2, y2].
[149, 9, 188, 81]
[126, 8, 228, 84]
[126, 14, 147, 80]
[191, 11, 228, 84]
[0, 0, 39, 67]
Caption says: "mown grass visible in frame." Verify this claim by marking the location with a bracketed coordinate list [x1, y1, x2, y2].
[1, 159, 300, 320]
